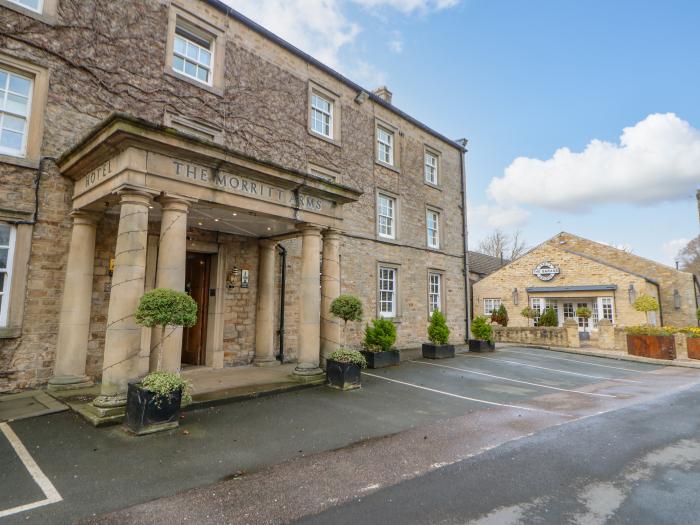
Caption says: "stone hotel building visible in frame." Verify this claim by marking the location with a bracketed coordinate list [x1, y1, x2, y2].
[0, 0, 469, 412]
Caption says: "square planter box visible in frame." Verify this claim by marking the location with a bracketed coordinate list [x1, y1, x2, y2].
[326, 359, 361, 390]
[422, 343, 455, 359]
[123, 382, 182, 436]
[468, 339, 495, 353]
[360, 350, 400, 369]
[626, 334, 676, 360]
[687, 337, 700, 360]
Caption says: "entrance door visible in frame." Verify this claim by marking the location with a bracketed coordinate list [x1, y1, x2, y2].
[576, 302, 589, 332]
[182, 253, 211, 366]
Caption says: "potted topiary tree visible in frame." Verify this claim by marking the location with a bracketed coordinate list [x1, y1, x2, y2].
[520, 306, 538, 327]
[575, 306, 592, 340]
[361, 317, 399, 368]
[469, 315, 495, 352]
[538, 307, 559, 327]
[491, 304, 509, 327]
[123, 288, 197, 435]
[422, 309, 454, 359]
[326, 348, 367, 390]
[634, 294, 660, 325]
[329, 294, 363, 348]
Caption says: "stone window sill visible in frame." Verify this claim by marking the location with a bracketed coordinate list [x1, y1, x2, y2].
[375, 159, 401, 174]
[163, 68, 223, 98]
[308, 129, 341, 148]
[0, 326, 21, 339]
[0, 154, 40, 170]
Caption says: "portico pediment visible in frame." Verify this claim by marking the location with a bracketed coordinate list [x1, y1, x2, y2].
[57, 114, 362, 227]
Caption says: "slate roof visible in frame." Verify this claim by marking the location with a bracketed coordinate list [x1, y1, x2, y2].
[468, 251, 506, 277]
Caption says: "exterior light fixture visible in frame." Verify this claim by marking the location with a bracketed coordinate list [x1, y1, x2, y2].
[628, 284, 637, 304]
[512, 287, 519, 305]
[354, 91, 369, 104]
[674, 289, 681, 309]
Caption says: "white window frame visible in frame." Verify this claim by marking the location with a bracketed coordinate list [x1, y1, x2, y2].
[310, 92, 333, 139]
[426, 209, 440, 249]
[172, 21, 214, 86]
[425, 151, 438, 185]
[531, 297, 543, 325]
[428, 272, 442, 315]
[484, 298, 501, 316]
[597, 297, 614, 323]
[377, 126, 394, 165]
[7, 0, 42, 13]
[0, 67, 34, 158]
[0, 224, 16, 327]
[377, 193, 396, 239]
[378, 266, 397, 318]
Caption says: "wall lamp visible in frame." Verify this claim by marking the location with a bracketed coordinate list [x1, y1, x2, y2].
[673, 289, 681, 309]
[628, 284, 637, 304]
[354, 91, 369, 104]
[512, 288, 519, 306]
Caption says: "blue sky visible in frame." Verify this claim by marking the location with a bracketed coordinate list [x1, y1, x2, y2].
[227, 0, 700, 265]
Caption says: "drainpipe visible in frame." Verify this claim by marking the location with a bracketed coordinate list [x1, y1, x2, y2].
[457, 139, 471, 341]
[9, 156, 54, 226]
[276, 244, 287, 362]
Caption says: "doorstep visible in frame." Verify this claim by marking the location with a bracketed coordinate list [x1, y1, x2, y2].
[0, 389, 68, 422]
[497, 343, 700, 369]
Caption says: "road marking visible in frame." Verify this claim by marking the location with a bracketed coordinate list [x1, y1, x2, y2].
[458, 354, 642, 383]
[0, 422, 62, 518]
[499, 348, 655, 373]
[409, 360, 616, 398]
[362, 372, 570, 416]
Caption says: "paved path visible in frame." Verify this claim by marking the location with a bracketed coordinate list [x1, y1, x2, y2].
[81, 347, 700, 525]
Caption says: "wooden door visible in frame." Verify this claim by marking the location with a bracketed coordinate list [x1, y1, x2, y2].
[182, 253, 210, 366]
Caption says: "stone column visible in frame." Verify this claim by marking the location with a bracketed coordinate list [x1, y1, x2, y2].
[254, 239, 279, 366]
[48, 211, 99, 390]
[92, 190, 152, 414]
[320, 229, 341, 367]
[294, 226, 324, 381]
[151, 196, 189, 373]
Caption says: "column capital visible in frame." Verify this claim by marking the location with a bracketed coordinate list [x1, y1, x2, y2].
[322, 229, 343, 241]
[117, 188, 154, 207]
[69, 209, 100, 226]
[297, 224, 323, 236]
[156, 194, 194, 212]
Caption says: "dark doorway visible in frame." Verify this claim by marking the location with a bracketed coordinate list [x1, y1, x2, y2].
[182, 252, 211, 366]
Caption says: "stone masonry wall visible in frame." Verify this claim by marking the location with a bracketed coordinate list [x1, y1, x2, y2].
[0, 0, 466, 391]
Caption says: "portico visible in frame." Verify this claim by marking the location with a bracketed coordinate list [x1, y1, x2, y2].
[47, 115, 361, 423]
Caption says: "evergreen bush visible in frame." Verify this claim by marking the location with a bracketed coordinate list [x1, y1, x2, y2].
[491, 304, 509, 326]
[471, 316, 493, 343]
[364, 318, 397, 353]
[538, 307, 559, 327]
[427, 309, 450, 345]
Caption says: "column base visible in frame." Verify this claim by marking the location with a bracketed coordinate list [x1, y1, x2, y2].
[292, 364, 325, 384]
[76, 401, 126, 427]
[254, 357, 281, 367]
[47, 374, 94, 391]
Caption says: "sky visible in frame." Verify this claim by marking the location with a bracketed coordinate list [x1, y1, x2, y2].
[223, 0, 700, 266]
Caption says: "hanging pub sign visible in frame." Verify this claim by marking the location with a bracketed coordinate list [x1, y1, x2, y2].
[533, 261, 560, 281]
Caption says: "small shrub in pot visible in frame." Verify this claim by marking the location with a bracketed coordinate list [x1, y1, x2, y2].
[491, 304, 509, 327]
[362, 318, 399, 368]
[423, 309, 455, 359]
[469, 315, 495, 353]
[538, 307, 559, 327]
[326, 348, 367, 390]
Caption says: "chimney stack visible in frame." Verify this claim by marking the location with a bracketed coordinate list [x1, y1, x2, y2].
[373, 86, 393, 104]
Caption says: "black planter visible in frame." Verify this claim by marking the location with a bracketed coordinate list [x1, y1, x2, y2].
[326, 359, 361, 390]
[123, 381, 182, 435]
[468, 339, 496, 353]
[422, 343, 455, 359]
[360, 350, 400, 369]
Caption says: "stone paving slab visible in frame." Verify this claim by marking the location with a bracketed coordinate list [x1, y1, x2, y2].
[0, 390, 67, 423]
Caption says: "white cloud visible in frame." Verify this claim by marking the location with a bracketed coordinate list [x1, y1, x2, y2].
[488, 113, 700, 213]
[223, 0, 459, 80]
[389, 31, 403, 53]
[661, 238, 689, 266]
[353, 0, 459, 13]
[468, 203, 530, 231]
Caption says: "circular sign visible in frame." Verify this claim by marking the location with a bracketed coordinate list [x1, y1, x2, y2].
[533, 261, 560, 281]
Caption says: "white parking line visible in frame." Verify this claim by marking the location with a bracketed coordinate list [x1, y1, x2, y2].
[499, 348, 654, 373]
[0, 422, 62, 519]
[409, 360, 616, 398]
[458, 354, 642, 384]
[362, 372, 570, 416]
